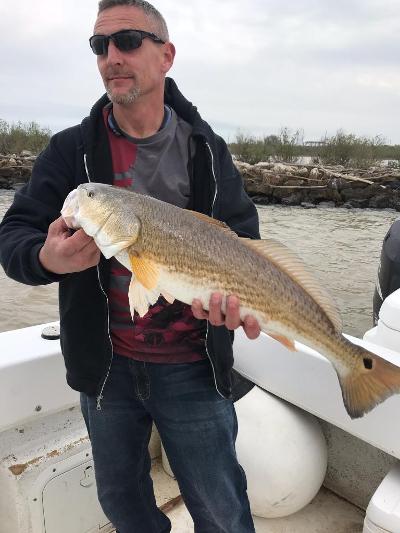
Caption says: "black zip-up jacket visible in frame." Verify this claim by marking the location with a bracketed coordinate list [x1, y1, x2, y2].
[0, 78, 259, 402]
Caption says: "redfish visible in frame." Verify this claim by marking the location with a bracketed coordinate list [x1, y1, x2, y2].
[61, 183, 400, 419]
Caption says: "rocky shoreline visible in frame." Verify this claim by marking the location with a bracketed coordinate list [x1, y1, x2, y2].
[235, 160, 400, 210]
[1, 153, 400, 210]
[0, 152, 36, 190]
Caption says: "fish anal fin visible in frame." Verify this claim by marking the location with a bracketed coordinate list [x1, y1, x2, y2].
[129, 252, 159, 290]
[161, 291, 175, 304]
[242, 238, 342, 333]
[337, 351, 400, 419]
[268, 333, 296, 352]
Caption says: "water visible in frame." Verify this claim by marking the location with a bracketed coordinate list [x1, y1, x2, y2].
[0, 192, 398, 336]
[0, 191, 59, 333]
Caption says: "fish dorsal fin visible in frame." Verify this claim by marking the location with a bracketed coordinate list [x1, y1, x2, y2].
[243, 238, 342, 332]
[129, 251, 159, 290]
[187, 210, 239, 238]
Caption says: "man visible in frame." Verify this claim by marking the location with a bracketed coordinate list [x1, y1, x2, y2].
[0, 1, 260, 531]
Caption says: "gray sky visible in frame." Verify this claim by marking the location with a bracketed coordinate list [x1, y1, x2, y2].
[1, 0, 399, 143]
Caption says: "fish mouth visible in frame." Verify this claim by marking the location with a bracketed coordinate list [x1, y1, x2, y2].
[61, 189, 81, 229]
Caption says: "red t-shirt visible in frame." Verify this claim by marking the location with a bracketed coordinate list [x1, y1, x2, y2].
[103, 106, 207, 363]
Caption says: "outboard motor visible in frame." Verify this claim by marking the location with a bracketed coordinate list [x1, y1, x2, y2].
[373, 219, 400, 325]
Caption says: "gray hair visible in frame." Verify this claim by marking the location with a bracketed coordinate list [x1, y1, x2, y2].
[97, 0, 169, 41]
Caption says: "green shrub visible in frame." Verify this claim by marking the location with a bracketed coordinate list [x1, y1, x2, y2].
[319, 130, 385, 168]
[0, 119, 51, 155]
[275, 128, 303, 163]
[228, 132, 271, 164]
[229, 128, 303, 164]
[229, 128, 398, 167]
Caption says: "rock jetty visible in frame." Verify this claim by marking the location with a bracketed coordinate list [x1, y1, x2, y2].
[0, 151, 36, 190]
[1, 153, 400, 210]
[236, 160, 400, 210]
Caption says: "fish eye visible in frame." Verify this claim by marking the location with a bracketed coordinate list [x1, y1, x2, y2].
[87, 190, 95, 198]
[363, 357, 373, 370]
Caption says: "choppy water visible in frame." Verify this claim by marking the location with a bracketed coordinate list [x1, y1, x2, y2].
[0, 191, 398, 336]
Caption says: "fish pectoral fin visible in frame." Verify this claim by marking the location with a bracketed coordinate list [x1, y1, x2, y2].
[268, 333, 296, 352]
[336, 352, 400, 419]
[128, 277, 160, 318]
[129, 252, 160, 290]
[127, 253, 162, 318]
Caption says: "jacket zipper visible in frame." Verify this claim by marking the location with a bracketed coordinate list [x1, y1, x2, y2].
[95, 275, 114, 411]
[83, 154, 91, 183]
[83, 152, 114, 410]
[204, 141, 226, 399]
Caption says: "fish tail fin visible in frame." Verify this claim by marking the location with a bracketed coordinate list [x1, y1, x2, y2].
[337, 352, 400, 419]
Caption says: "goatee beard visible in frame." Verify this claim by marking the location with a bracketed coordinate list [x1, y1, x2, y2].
[106, 86, 141, 105]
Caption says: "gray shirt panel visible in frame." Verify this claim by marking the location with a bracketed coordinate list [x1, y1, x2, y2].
[120, 109, 193, 208]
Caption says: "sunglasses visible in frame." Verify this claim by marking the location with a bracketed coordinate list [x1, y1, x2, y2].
[89, 29, 165, 55]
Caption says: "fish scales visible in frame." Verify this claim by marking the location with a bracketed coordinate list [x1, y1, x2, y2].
[133, 195, 334, 332]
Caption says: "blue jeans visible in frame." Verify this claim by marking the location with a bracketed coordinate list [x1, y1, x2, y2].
[80, 355, 255, 533]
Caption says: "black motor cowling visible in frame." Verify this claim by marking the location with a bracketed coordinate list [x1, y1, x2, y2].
[373, 219, 400, 325]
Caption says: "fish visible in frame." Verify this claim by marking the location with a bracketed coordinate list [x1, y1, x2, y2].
[61, 182, 400, 419]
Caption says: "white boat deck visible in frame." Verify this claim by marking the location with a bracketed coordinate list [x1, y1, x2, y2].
[147, 457, 365, 533]
[5, 314, 400, 532]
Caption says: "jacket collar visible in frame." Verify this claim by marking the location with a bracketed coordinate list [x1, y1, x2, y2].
[80, 77, 216, 189]
[81, 77, 213, 145]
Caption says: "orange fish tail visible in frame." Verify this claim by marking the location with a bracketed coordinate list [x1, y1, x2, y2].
[337, 352, 400, 419]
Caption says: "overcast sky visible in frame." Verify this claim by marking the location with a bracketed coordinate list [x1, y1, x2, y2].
[1, 0, 399, 143]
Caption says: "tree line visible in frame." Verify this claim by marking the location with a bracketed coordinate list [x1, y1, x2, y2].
[229, 128, 400, 168]
[1, 119, 399, 169]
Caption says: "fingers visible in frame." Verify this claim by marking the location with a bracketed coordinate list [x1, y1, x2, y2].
[191, 299, 209, 320]
[50, 216, 95, 245]
[243, 315, 261, 340]
[39, 218, 101, 274]
[48, 218, 95, 253]
[208, 293, 225, 326]
[191, 293, 261, 339]
[224, 295, 241, 330]
[63, 229, 97, 254]
[73, 241, 101, 268]
[48, 216, 71, 238]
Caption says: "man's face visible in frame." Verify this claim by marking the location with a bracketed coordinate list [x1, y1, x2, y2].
[93, 6, 174, 105]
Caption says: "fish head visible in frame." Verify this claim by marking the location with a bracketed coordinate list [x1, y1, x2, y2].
[62, 183, 113, 234]
[61, 183, 141, 259]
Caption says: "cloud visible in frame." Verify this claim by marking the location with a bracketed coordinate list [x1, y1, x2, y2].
[0, 0, 399, 143]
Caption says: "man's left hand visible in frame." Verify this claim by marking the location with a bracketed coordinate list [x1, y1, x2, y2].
[191, 293, 261, 340]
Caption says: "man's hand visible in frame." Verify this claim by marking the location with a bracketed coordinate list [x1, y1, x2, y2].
[192, 293, 261, 340]
[39, 216, 101, 274]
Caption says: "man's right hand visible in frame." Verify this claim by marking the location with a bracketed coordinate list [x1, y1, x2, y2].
[39, 216, 101, 274]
